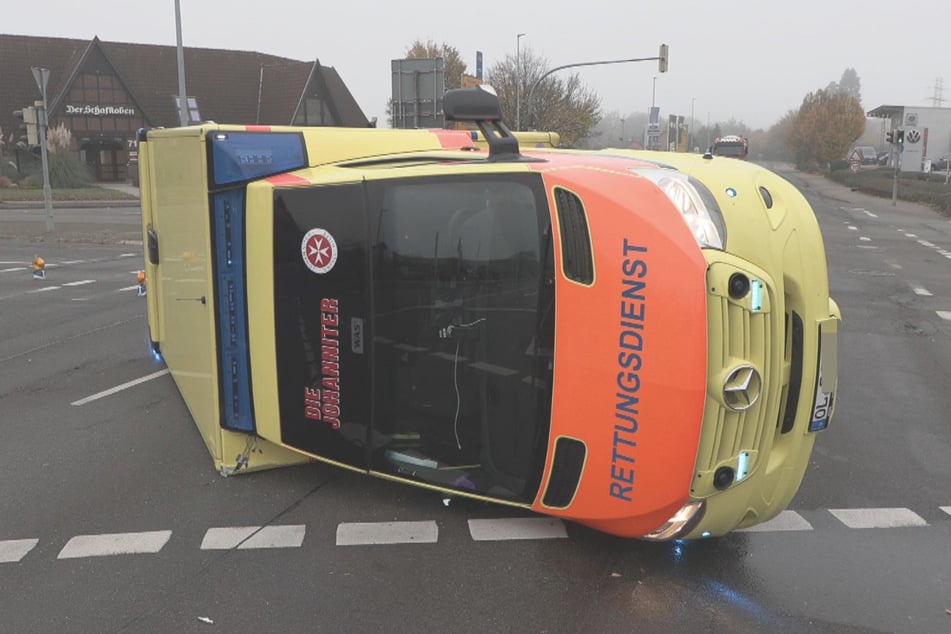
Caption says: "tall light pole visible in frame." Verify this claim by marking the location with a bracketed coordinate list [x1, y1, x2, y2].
[174, 0, 188, 126]
[690, 97, 695, 151]
[516, 33, 526, 131]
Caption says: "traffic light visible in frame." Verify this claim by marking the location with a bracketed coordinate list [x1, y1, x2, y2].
[658, 43, 669, 73]
[12, 106, 38, 148]
[886, 130, 895, 145]
[896, 129, 904, 145]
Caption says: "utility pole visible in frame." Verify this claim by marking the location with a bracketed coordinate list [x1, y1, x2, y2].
[175, 0, 189, 126]
[516, 33, 526, 131]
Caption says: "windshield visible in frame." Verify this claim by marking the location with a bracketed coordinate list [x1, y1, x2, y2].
[368, 174, 555, 503]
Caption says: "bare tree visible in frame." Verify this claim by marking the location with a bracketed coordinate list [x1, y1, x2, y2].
[387, 40, 468, 127]
[404, 40, 467, 90]
[486, 48, 601, 147]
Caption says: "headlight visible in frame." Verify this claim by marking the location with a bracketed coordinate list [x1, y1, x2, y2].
[629, 169, 726, 249]
[641, 499, 706, 541]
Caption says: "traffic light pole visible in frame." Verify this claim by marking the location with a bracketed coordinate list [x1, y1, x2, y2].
[32, 67, 54, 232]
[37, 103, 54, 232]
[525, 44, 668, 130]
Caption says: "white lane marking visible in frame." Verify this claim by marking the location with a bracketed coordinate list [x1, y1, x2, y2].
[28, 286, 60, 293]
[71, 369, 170, 406]
[859, 236, 871, 242]
[118, 285, 140, 292]
[61, 260, 85, 265]
[0, 261, 26, 264]
[62, 280, 95, 287]
[904, 233, 917, 238]
[937, 311, 951, 321]
[0, 538, 39, 563]
[468, 517, 568, 541]
[336, 521, 438, 546]
[829, 508, 927, 529]
[886, 262, 903, 269]
[941, 507, 951, 517]
[847, 225, 858, 231]
[917, 240, 935, 248]
[736, 510, 813, 532]
[58, 530, 172, 558]
[911, 285, 933, 296]
[863, 210, 878, 218]
[201, 525, 306, 550]
[856, 245, 879, 250]
[119, 253, 136, 258]
[0, 267, 27, 273]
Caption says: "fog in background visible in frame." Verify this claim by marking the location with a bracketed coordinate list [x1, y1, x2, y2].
[4, 1, 947, 131]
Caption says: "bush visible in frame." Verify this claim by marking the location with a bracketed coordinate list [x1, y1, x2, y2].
[0, 175, 12, 188]
[48, 150, 93, 188]
[20, 150, 93, 188]
[829, 167, 951, 215]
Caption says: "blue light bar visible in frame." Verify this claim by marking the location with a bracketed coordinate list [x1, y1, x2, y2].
[212, 189, 254, 433]
[209, 131, 307, 187]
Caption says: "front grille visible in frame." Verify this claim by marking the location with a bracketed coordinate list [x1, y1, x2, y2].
[693, 262, 778, 491]
[541, 437, 586, 508]
[553, 188, 594, 285]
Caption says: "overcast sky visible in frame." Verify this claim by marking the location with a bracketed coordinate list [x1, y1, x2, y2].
[5, 1, 948, 130]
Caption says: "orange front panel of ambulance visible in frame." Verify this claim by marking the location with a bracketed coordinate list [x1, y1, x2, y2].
[535, 166, 709, 536]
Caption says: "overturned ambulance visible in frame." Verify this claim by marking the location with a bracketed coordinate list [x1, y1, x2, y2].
[138, 86, 839, 539]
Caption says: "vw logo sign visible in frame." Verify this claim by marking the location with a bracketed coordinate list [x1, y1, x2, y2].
[722, 365, 762, 411]
[905, 128, 921, 144]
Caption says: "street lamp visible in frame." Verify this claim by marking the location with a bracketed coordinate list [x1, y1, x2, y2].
[175, 0, 188, 126]
[516, 33, 526, 131]
[690, 97, 695, 151]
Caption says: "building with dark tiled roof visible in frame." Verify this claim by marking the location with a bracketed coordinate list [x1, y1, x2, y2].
[1, 34, 369, 182]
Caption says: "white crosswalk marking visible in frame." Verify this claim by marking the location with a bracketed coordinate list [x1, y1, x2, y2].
[829, 508, 927, 529]
[736, 510, 813, 532]
[0, 539, 39, 563]
[938, 311, 951, 321]
[201, 525, 306, 550]
[468, 517, 568, 541]
[58, 530, 172, 559]
[336, 521, 438, 546]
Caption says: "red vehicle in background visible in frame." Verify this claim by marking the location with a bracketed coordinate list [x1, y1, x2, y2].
[710, 135, 749, 159]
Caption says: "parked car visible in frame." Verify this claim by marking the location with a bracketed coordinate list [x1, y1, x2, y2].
[851, 146, 879, 165]
[929, 154, 951, 172]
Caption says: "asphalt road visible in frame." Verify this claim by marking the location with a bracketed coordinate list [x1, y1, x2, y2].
[1, 171, 950, 633]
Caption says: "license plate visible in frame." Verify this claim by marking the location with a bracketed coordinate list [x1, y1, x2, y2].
[809, 320, 838, 432]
